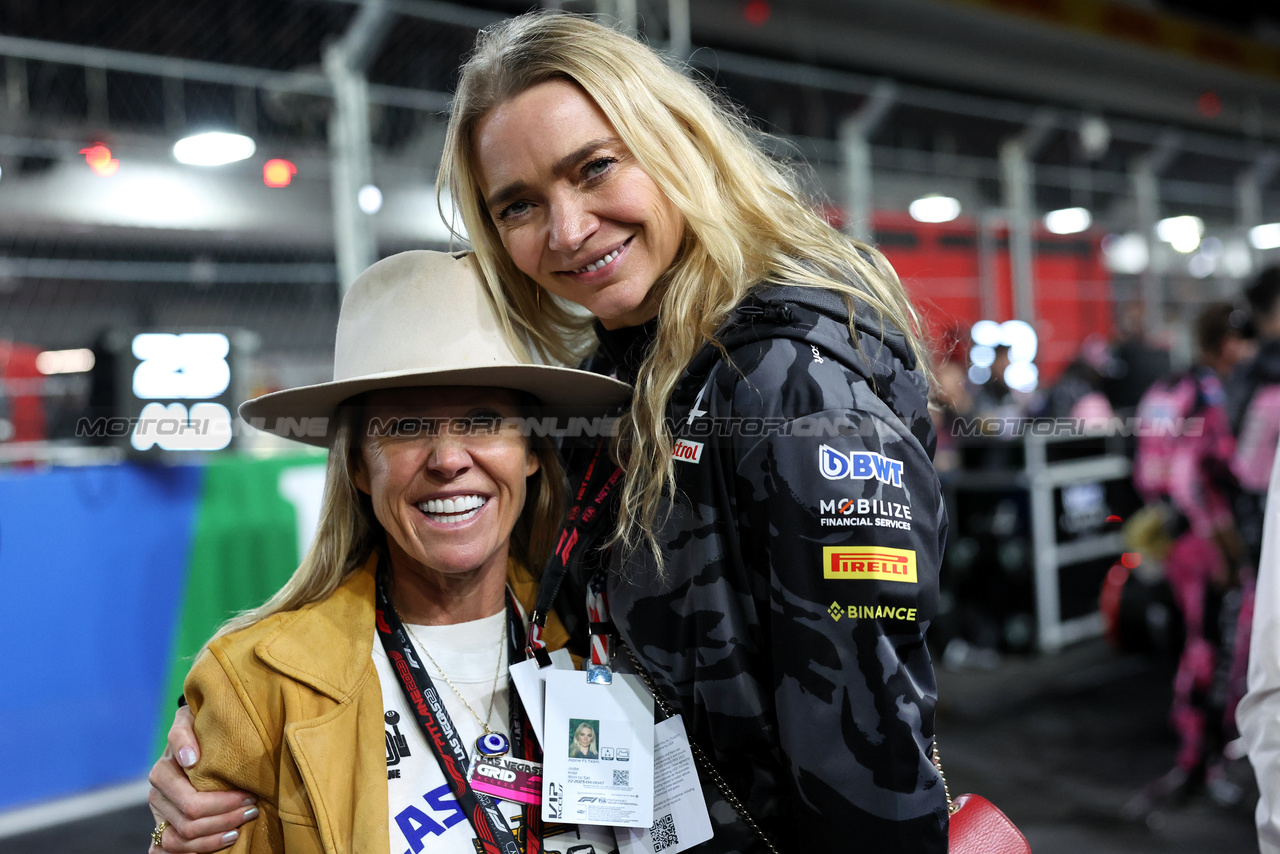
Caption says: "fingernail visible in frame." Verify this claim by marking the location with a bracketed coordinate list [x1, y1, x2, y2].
[221, 830, 240, 844]
[178, 747, 197, 768]
[240, 797, 257, 807]
[243, 807, 259, 820]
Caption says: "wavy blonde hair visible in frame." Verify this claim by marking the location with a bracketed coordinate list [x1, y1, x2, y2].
[440, 12, 929, 564]
[210, 397, 566, 642]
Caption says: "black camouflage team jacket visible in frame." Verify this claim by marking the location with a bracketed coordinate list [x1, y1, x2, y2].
[583, 284, 949, 853]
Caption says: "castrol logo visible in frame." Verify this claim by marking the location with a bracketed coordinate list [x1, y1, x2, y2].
[672, 439, 704, 464]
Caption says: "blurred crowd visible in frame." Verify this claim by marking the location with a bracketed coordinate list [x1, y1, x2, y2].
[930, 267, 1280, 823]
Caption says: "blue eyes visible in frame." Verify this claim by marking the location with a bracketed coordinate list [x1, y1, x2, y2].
[495, 157, 617, 222]
[584, 157, 616, 178]
[500, 200, 531, 219]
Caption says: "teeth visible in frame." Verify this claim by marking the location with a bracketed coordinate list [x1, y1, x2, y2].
[420, 494, 486, 517]
[576, 247, 620, 274]
[424, 506, 481, 523]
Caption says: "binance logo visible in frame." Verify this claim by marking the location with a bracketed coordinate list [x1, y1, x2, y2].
[827, 603, 919, 622]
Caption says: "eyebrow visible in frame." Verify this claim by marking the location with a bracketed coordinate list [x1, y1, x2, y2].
[484, 137, 618, 211]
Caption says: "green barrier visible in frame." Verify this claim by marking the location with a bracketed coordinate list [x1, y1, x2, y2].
[154, 452, 327, 756]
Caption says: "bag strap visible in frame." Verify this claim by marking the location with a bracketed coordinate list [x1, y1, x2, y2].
[619, 641, 779, 854]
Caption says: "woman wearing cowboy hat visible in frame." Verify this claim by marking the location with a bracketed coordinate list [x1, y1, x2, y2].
[147, 250, 627, 854]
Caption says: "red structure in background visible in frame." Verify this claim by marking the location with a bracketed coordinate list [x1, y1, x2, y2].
[0, 340, 47, 443]
[868, 211, 1114, 384]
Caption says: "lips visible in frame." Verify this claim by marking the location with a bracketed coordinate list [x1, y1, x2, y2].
[565, 237, 631, 276]
[416, 494, 488, 524]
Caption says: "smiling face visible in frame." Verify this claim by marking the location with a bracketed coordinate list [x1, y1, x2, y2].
[473, 79, 685, 330]
[352, 387, 538, 590]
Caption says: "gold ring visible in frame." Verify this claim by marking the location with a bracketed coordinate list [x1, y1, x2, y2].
[151, 820, 169, 847]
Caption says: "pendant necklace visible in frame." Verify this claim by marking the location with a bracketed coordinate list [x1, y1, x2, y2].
[406, 618, 510, 758]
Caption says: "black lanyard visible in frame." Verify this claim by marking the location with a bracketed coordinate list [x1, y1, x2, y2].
[527, 439, 624, 666]
[375, 557, 541, 854]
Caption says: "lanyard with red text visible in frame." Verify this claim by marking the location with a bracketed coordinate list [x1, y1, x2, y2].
[526, 439, 623, 675]
[375, 558, 540, 854]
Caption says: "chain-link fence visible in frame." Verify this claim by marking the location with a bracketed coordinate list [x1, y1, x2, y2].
[0, 0, 1275, 455]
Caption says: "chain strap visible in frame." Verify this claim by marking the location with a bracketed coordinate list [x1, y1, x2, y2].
[931, 742, 958, 816]
[620, 642, 779, 854]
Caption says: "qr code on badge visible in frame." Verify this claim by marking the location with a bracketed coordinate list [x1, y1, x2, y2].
[613, 769, 629, 786]
[650, 813, 678, 852]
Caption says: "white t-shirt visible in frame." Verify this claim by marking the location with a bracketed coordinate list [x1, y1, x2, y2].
[373, 612, 616, 854]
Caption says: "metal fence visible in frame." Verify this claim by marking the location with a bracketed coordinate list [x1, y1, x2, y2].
[0, 0, 1275, 450]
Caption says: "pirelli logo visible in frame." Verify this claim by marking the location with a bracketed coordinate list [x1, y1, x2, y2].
[823, 546, 917, 583]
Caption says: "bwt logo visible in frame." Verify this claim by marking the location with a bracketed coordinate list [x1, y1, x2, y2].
[819, 445, 903, 487]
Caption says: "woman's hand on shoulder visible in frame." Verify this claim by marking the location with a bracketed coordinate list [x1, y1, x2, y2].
[147, 706, 257, 853]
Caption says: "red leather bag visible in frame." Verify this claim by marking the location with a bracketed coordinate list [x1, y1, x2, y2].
[948, 793, 1031, 854]
[934, 745, 1032, 854]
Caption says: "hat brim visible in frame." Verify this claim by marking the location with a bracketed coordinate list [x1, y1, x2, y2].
[239, 364, 632, 447]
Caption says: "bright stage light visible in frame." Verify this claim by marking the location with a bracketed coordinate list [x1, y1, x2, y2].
[1156, 215, 1204, 254]
[173, 132, 256, 167]
[909, 195, 961, 224]
[1043, 207, 1092, 235]
[1251, 223, 1280, 251]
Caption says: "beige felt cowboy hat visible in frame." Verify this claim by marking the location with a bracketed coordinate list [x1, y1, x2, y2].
[240, 250, 631, 445]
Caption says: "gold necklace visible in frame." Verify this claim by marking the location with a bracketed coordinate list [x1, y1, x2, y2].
[405, 617, 511, 757]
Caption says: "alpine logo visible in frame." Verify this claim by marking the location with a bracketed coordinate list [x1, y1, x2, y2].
[672, 438, 704, 464]
[819, 444, 904, 487]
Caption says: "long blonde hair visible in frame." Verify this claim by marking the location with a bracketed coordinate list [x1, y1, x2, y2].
[211, 399, 566, 642]
[440, 12, 929, 563]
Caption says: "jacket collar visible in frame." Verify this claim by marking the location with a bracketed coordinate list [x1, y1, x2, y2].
[255, 555, 380, 703]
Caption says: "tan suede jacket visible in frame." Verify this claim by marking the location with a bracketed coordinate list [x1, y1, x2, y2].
[184, 554, 569, 854]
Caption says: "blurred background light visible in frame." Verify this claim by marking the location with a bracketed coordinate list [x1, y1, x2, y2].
[1155, 215, 1204, 253]
[1076, 114, 1110, 160]
[173, 132, 256, 166]
[80, 142, 119, 177]
[970, 319, 1002, 348]
[970, 344, 995, 368]
[1251, 222, 1280, 250]
[969, 320, 1039, 391]
[1222, 239, 1254, 278]
[263, 158, 297, 189]
[909, 194, 961, 223]
[1197, 90, 1222, 118]
[1043, 207, 1092, 235]
[35, 348, 95, 375]
[1004, 361, 1039, 393]
[1101, 232, 1149, 274]
[967, 365, 991, 385]
[744, 0, 771, 26]
[357, 184, 383, 214]
[1001, 320, 1038, 363]
[1188, 252, 1214, 278]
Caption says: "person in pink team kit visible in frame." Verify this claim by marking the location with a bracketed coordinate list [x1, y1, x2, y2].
[1230, 268, 1280, 565]
[1129, 303, 1250, 809]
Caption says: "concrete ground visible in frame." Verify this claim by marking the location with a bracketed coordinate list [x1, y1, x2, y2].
[0, 640, 1260, 854]
[935, 640, 1259, 854]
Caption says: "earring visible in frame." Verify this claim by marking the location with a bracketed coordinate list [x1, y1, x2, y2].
[536, 287, 541, 309]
